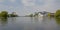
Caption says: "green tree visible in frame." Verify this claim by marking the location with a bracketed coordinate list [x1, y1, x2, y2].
[0, 11, 8, 17]
[55, 9, 60, 18]
[47, 13, 51, 17]
[34, 12, 38, 17]
[29, 14, 33, 17]
[0, 13, 2, 17]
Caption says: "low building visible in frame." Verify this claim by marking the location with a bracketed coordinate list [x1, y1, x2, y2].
[38, 11, 49, 16]
[50, 13, 55, 17]
[38, 13, 43, 17]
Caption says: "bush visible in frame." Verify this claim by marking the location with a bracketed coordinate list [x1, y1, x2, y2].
[55, 9, 60, 18]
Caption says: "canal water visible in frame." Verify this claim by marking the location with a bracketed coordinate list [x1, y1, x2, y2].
[0, 17, 60, 30]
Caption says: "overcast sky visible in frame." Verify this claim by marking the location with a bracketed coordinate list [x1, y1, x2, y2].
[0, 0, 60, 16]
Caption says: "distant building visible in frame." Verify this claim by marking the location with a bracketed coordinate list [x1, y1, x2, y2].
[38, 11, 49, 16]
[34, 12, 43, 17]
[50, 13, 55, 17]
[12, 12, 17, 15]
[38, 13, 43, 17]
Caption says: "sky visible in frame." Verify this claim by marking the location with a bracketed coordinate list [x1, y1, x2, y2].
[0, 0, 60, 16]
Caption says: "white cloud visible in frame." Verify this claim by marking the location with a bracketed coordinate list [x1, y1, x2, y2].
[22, 0, 36, 6]
[9, 0, 16, 3]
[22, 0, 60, 13]
[43, 0, 59, 12]
[0, 0, 59, 16]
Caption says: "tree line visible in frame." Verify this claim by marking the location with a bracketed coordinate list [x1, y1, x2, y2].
[55, 9, 60, 18]
[25, 9, 60, 18]
[0, 11, 18, 18]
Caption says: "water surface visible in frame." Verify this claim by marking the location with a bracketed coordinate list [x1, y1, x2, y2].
[0, 17, 60, 30]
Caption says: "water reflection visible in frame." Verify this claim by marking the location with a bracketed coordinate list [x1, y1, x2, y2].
[0, 17, 8, 26]
[0, 17, 60, 30]
[55, 18, 60, 25]
[55, 18, 60, 30]
[11, 17, 16, 23]
[30, 17, 34, 22]
[34, 17, 39, 23]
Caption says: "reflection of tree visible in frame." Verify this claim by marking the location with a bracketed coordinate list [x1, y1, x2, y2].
[11, 17, 16, 24]
[55, 18, 60, 25]
[55, 18, 60, 30]
[34, 17, 39, 23]
[30, 17, 34, 22]
[0, 17, 8, 26]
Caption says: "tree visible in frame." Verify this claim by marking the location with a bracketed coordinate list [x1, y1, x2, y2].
[34, 12, 38, 17]
[10, 12, 18, 17]
[0, 11, 8, 17]
[55, 9, 60, 18]
[29, 14, 33, 17]
[0, 13, 2, 17]
[47, 12, 51, 17]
